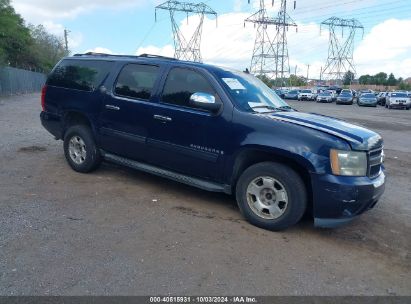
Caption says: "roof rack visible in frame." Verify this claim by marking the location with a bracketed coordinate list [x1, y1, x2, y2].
[72, 52, 177, 61]
[138, 53, 177, 61]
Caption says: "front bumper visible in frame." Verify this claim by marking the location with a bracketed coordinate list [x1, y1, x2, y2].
[311, 171, 385, 228]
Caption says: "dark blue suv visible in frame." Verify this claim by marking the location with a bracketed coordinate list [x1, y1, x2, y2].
[40, 53, 385, 230]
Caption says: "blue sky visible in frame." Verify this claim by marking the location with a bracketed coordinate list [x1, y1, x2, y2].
[11, 0, 411, 78]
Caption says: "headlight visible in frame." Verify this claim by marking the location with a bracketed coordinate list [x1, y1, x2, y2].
[330, 149, 367, 176]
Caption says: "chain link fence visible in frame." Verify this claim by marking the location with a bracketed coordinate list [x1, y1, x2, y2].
[0, 66, 46, 96]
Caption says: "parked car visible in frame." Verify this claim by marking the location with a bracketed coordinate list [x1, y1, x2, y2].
[274, 89, 285, 99]
[358, 93, 378, 107]
[298, 89, 315, 101]
[377, 92, 387, 106]
[316, 91, 333, 103]
[385, 92, 411, 110]
[40, 53, 385, 230]
[284, 89, 300, 100]
[325, 90, 337, 102]
[328, 85, 342, 94]
[336, 92, 354, 105]
[340, 89, 353, 95]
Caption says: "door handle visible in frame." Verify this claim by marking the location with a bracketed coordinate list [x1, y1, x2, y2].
[153, 114, 172, 122]
[105, 105, 120, 111]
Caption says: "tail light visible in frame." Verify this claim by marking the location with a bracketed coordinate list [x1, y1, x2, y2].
[41, 85, 47, 111]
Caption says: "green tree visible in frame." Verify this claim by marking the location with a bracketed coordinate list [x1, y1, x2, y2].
[0, 0, 33, 67]
[29, 24, 68, 72]
[386, 73, 397, 86]
[374, 72, 387, 85]
[256, 74, 274, 88]
[288, 74, 306, 86]
[359, 74, 374, 85]
[343, 70, 354, 85]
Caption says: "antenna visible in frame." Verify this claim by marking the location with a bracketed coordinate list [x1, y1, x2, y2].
[320, 17, 364, 84]
[155, 1, 217, 62]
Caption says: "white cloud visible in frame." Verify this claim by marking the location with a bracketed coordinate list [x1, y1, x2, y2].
[84, 47, 115, 54]
[11, 0, 155, 23]
[134, 10, 411, 79]
[354, 19, 411, 77]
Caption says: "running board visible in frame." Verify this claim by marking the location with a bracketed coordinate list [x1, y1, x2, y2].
[102, 152, 231, 194]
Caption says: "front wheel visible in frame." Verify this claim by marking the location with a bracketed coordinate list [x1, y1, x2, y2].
[236, 162, 307, 231]
[63, 125, 102, 173]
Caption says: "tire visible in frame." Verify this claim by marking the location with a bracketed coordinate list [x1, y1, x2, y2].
[235, 162, 307, 231]
[63, 125, 101, 173]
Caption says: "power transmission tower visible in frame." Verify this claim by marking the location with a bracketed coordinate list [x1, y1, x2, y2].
[320, 17, 364, 84]
[155, 1, 217, 62]
[245, 0, 297, 85]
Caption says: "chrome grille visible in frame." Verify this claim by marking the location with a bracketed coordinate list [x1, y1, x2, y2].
[368, 147, 383, 178]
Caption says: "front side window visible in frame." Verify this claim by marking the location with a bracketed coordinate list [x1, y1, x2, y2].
[48, 59, 114, 91]
[161, 67, 216, 108]
[115, 64, 159, 100]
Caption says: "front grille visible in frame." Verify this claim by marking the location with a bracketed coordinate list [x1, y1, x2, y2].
[368, 147, 383, 178]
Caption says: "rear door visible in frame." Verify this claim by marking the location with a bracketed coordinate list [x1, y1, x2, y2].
[98, 62, 163, 161]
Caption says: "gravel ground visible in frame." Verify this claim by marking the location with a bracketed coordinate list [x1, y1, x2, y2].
[0, 94, 410, 295]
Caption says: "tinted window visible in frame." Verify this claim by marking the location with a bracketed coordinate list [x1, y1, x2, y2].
[48, 59, 113, 91]
[115, 64, 159, 100]
[162, 68, 215, 107]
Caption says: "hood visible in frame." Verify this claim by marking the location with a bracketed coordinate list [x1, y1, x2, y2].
[260, 111, 383, 151]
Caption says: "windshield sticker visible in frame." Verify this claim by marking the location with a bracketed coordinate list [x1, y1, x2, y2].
[222, 78, 246, 90]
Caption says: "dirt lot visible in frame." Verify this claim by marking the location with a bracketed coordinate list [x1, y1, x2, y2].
[0, 94, 410, 295]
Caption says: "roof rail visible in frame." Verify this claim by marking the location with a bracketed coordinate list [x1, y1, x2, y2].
[72, 52, 178, 61]
[73, 52, 140, 59]
[138, 53, 177, 60]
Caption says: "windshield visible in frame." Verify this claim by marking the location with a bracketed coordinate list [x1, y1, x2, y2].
[362, 93, 375, 98]
[301, 89, 311, 93]
[391, 92, 408, 97]
[319, 92, 331, 96]
[214, 69, 290, 113]
[340, 93, 352, 96]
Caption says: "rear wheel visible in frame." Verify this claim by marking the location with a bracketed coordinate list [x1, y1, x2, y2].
[63, 125, 101, 173]
[236, 162, 307, 231]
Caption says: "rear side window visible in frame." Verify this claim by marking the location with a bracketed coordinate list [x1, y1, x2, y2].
[115, 64, 159, 100]
[161, 67, 215, 108]
[48, 59, 113, 91]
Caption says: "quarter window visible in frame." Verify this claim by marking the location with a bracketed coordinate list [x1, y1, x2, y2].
[162, 68, 216, 108]
[48, 59, 114, 91]
[115, 64, 159, 100]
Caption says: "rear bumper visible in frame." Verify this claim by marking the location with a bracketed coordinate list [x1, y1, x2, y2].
[311, 171, 385, 228]
[40, 111, 62, 139]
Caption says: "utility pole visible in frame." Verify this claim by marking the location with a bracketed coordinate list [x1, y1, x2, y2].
[320, 17, 364, 83]
[155, 1, 217, 62]
[64, 29, 70, 54]
[306, 64, 310, 84]
[245, 0, 297, 85]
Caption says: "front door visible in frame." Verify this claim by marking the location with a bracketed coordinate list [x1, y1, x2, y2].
[146, 67, 230, 181]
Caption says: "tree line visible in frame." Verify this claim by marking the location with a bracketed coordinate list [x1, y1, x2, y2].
[0, 0, 68, 73]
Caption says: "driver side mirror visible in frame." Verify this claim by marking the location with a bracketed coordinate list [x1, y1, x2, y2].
[189, 92, 222, 113]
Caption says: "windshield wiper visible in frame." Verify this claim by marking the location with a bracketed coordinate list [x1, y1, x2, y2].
[251, 105, 293, 113]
